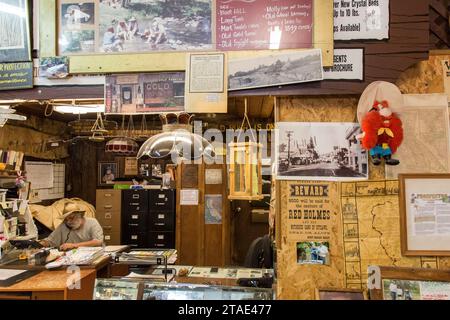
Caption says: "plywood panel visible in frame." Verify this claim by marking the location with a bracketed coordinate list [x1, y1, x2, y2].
[276, 92, 450, 299]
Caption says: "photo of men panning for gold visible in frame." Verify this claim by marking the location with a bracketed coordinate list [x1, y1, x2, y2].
[98, 0, 213, 52]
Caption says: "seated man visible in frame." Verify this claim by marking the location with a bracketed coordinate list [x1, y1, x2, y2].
[40, 203, 103, 251]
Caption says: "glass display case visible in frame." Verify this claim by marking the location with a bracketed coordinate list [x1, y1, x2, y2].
[94, 278, 274, 300]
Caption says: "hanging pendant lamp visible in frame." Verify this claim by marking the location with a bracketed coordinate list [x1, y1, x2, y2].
[105, 115, 139, 155]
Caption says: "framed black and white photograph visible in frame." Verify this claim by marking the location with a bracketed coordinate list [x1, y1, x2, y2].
[399, 174, 450, 256]
[98, 161, 119, 186]
[276, 122, 369, 181]
[228, 49, 323, 91]
[0, 0, 31, 63]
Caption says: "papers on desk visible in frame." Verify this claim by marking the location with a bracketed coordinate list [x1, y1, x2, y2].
[119, 250, 177, 265]
[45, 247, 104, 269]
[104, 245, 129, 253]
[0, 269, 27, 281]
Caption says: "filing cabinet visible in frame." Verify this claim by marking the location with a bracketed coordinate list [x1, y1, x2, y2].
[122, 189, 149, 248]
[96, 188, 176, 248]
[96, 189, 122, 245]
[148, 189, 176, 249]
[148, 231, 175, 249]
[149, 211, 175, 231]
[149, 189, 175, 212]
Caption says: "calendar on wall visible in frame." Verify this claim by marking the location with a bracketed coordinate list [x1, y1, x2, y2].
[29, 163, 65, 203]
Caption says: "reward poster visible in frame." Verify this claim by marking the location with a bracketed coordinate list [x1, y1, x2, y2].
[286, 181, 337, 242]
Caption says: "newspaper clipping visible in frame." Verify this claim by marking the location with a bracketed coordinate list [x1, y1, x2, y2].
[410, 193, 450, 236]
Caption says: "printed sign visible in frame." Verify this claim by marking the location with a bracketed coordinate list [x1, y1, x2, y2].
[216, 0, 313, 51]
[324, 49, 364, 80]
[0, 62, 33, 90]
[286, 181, 336, 242]
[333, 0, 389, 40]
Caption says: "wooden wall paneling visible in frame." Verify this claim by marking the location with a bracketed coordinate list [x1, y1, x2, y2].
[176, 163, 203, 265]
[204, 163, 230, 266]
[39, 0, 57, 57]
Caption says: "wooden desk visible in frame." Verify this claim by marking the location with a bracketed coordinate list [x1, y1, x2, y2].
[0, 269, 96, 300]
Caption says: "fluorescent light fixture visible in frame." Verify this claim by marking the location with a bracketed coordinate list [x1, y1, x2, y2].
[54, 104, 105, 114]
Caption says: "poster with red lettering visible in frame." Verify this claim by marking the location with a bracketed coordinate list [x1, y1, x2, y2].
[216, 0, 313, 51]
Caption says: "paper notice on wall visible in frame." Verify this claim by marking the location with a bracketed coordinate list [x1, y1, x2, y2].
[333, 0, 389, 40]
[410, 194, 450, 237]
[180, 189, 199, 206]
[189, 54, 225, 93]
[285, 181, 338, 242]
[442, 60, 450, 102]
[385, 94, 450, 179]
[25, 161, 54, 189]
[323, 49, 364, 80]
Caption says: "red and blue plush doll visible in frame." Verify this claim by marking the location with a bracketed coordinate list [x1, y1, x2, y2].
[360, 100, 403, 166]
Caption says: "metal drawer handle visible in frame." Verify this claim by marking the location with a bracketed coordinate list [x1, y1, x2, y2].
[104, 205, 113, 209]
[131, 202, 140, 206]
[157, 235, 165, 240]
[132, 194, 140, 199]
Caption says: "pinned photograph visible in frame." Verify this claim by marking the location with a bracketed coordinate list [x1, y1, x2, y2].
[205, 194, 222, 224]
[297, 242, 330, 265]
[228, 49, 323, 91]
[39, 56, 69, 79]
[61, 3, 95, 28]
[383, 280, 421, 300]
[98, 0, 213, 53]
[276, 122, 369, 181]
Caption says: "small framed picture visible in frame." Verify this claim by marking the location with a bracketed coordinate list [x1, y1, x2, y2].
[98, 161, 119, 186]
[316, 288, 365, 300]
[399, 174, 450, 256]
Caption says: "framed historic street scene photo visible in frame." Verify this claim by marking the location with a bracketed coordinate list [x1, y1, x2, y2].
[399, 174, 450, 256]
[0, 0, 31, 62]
[98, 161, 119, 186]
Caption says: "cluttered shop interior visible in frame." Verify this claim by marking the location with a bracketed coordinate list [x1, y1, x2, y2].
[1, 0, 450, 301]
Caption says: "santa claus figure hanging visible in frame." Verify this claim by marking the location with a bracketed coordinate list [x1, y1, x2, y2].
[357, 82, 404, 166]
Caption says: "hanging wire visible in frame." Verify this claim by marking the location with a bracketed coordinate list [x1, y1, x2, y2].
[236, 98, 257, 142]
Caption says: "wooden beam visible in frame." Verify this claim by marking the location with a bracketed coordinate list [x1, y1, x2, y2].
[39, 0, 57, 57]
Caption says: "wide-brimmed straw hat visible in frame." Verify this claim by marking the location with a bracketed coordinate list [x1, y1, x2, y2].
[61, 202, 85, 220]
[357, 81, 404, 124]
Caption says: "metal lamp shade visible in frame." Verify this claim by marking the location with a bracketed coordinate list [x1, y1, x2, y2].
[137, 130, 215, 160]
